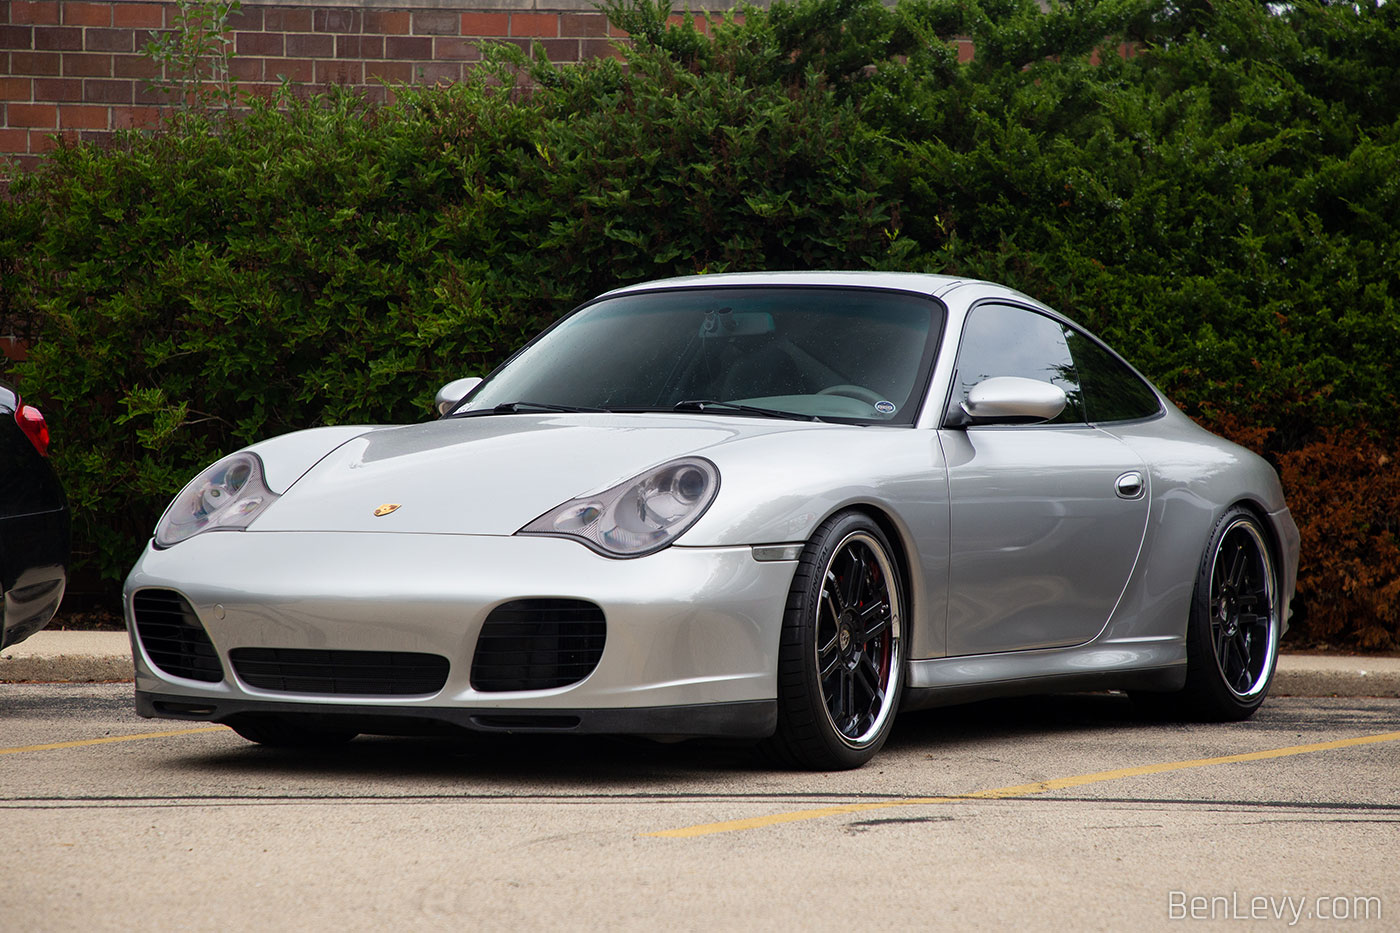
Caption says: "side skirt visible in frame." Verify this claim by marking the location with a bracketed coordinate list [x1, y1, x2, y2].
[901, 637, 1187, 712]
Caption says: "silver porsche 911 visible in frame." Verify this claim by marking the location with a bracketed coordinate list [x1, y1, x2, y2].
[125, 272, 1298, 769]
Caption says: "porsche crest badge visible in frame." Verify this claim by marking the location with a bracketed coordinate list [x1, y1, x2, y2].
[373, 503, 402, 517]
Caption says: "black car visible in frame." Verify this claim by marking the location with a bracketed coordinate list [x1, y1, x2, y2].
[0, 379, 69, 648]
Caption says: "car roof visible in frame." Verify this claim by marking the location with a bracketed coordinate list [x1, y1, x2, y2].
[598, 271, 1021, 302]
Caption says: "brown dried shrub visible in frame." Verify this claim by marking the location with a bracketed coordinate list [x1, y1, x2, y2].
[1208, 416, 1400, 650]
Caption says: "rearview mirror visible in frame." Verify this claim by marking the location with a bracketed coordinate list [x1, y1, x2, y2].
[435, 376, 483, 416]
[956, 376, 1067, 426]
[699, 309, 775, 338]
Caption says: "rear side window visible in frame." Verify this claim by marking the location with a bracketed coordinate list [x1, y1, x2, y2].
[1064, 330, 1162, 423]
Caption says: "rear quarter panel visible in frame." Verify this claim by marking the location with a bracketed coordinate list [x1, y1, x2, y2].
[1099, 405, 1295, 643]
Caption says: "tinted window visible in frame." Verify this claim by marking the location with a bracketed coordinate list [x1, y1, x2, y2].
[1064, 329, 1162, 422]
[949, 304, 1084, 424]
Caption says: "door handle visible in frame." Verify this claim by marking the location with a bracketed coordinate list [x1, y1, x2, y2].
[1115, 471, 1145, 500]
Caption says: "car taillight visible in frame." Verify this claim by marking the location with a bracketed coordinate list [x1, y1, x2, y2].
[15, 401, 50, 457]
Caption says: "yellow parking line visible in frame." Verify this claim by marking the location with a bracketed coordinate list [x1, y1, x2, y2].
[0, 726, 228, 756]
[648, 730, 1400, 838]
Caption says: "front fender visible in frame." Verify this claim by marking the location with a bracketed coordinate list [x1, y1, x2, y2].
[243, 425, 388, 493]
[682, 427, 946, 547]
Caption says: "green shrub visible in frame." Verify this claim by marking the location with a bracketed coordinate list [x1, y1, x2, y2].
[2, 40, 910, 580]
[3, 0, 1397, 646]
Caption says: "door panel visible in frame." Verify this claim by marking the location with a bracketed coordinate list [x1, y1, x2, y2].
[940, 426, 1149, 655]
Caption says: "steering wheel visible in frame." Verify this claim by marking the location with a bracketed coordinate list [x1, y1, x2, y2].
[817, 384, 887, 406]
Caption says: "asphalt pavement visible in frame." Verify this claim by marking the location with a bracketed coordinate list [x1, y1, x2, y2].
[2, 629, 1398, 695]
[4, 685, 1397, 930]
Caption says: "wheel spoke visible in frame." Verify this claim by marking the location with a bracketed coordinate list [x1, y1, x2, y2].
[1231, 630, 1258, 691]
[1227, 542, 1248, 590]
[1234, 641, 1255, 692]
[859, 653, 885, 691]
[860, 596, 890, 641]
[852, 668, 878, 730]
[824, 570, 846, 616]
[823, 592, 842, 622]
[1222, 636, 1242, 682]
[1214, 623, 1231, 669]
[854, 660, 874, 697]
[1233, 629, 1252, 667]
[844, 550, 866, 609]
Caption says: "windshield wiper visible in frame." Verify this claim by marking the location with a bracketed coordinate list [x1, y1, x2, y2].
[453, 401, 610, 417]
[672, 399, 823, 422]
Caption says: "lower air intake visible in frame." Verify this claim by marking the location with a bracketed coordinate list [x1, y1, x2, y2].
[229, 648, 450, 696]
[131, 589, 224, 683]
[470, 598, 606, 692]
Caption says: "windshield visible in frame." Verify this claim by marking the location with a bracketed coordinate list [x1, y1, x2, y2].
[459, 286, 945, 424]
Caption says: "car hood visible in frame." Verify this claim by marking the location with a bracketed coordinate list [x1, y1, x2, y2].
[248, 413, 829, 536]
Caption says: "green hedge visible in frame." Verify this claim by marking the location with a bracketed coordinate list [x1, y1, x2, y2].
[3, 0, 1397, 645]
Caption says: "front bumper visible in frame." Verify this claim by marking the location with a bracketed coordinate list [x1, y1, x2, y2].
[124, 531, 796, 738]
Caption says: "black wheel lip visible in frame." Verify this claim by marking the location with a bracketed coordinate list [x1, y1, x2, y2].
[814, 529, 903, 749]
[1207, 516, 1279, 700]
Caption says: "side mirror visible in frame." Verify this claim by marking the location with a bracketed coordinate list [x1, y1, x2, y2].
[435, 377, 483, 416]
[956, 376, 1067, 426]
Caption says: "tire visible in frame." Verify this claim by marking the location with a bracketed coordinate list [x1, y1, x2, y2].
[1136, 506, 1282, 721]
[763, 511, 904, 770]
[228, 715, 358, 748]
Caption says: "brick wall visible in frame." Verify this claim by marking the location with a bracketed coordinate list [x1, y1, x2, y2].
[0, 0, 740, 169]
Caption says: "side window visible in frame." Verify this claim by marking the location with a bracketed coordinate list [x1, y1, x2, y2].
[949, 304, 1085, 424]
[1064, 329, 1163, 423]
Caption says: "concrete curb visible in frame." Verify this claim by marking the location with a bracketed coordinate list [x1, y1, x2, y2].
[0, 631, 133, 683]
[1274, 655, 1400, 699]
[3, 632, 1399, 696]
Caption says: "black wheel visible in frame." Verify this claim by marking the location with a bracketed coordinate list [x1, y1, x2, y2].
[1137, 506, 1282, 721]
[763, 511, 904, 770]
[228, 716, 358, 748]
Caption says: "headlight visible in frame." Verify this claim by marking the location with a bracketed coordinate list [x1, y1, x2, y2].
[154, 452, 278, 548]
[518, 457, 719, 558]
